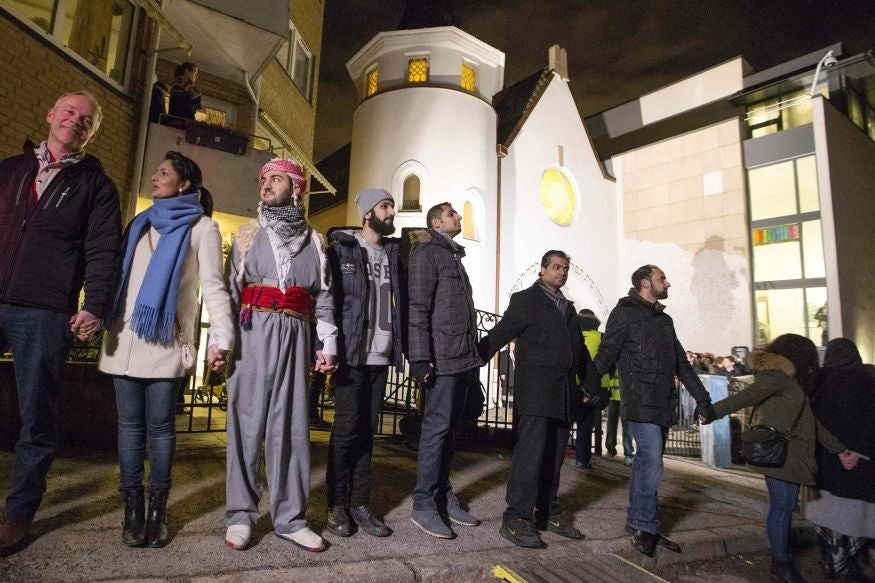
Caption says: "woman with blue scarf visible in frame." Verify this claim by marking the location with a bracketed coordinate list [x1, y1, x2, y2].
[100, 151, 234, 548]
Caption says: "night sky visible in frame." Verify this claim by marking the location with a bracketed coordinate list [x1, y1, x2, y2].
[314, 0, 874, 161]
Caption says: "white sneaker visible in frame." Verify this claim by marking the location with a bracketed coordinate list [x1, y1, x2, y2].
[275, 526, 325, 552]
[225, 524, 251, 550]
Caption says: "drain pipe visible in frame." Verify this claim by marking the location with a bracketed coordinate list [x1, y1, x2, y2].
[128, 8, 163, 221]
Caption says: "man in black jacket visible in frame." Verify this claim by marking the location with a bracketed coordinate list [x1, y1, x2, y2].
[593, 265, 715, 557]
[324, 189, 403, 539]
[407, 202, 481, 539]
[479, 250, 596, 548]
[0, 91, 121, 555]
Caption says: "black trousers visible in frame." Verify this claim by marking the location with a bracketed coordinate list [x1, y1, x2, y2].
[504, 415, 570, 523]
[574, 404, 602, 464]
[325, 365, 388, 507]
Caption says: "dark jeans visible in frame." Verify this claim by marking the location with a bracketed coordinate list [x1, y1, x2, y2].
[574, 404, 601, 465]
[765, 476, 800, 562]
[114, 377, 179, 493]
[626, 421, 667, 533]
[505, 415, 570, 523]
[0, 303, 72, 521]
[326, 365, 388, 507]
[605, 400, 635, 457]
[412, 371, 471, 512]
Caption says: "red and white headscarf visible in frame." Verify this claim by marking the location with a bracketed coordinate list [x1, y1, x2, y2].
[260, 158, 307, 193]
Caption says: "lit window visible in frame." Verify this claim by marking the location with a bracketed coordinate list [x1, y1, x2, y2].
[277, 22, 314, 101]
[749, 161, 796, 221]
[5, 0, 135, 85]
[366, 68, 379, 97]
[461, 64, 476, 91]
[539, 168, 577, 226]
[402, 175, 421, 211]
[407, 58, 429, 83]
[462, 201, 478, 240]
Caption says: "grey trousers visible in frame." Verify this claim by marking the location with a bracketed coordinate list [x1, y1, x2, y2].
[225, 312, 311, 534]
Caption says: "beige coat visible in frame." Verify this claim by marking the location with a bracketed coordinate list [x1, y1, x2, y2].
[99, 216, 234, 378]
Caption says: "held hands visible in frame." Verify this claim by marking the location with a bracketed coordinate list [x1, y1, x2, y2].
[69, 309, 101, 342]
[839, 450, 861, 470]
[314, 350, 337, 374]
[410, 361, 434, 387]
[207, 344, 229, 372]
[695, 401, 718, 425]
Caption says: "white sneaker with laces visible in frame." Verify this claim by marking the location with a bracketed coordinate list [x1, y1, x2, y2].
[275, 526, 325, 552]
[225, 524, 251, 550]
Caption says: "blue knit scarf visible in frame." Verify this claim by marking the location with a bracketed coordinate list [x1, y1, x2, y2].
[108, 194, 203, 343]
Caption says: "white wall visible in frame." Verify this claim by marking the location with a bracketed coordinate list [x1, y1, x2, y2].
[347, 86, 498, 310]
[500, 75, 619, 321]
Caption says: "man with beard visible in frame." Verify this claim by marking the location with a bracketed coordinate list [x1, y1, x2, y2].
[324, 189, 403, 539]
[223, 159, 336, 552]
[592, 264, 715, 557]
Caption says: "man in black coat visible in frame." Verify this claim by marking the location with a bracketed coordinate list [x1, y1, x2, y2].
[0, 91, 121, 555]
[479, 250, 597, 548]
[592, 265, 715, 557]
[407, 202, 482, 539]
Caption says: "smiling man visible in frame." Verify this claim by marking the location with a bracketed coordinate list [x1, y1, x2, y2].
[0, 91, 121, 555]
[478, 250, 596, 548]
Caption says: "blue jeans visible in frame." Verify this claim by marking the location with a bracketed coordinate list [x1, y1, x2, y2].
[412, 371, 471, 512]
[626, 421, 667, 533]
[0, 303, 72, 521]
[114, 377, 180, 493]
[765, 476, 800, 562]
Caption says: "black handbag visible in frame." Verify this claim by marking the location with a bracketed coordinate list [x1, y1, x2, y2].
[740, 398, 806, 468]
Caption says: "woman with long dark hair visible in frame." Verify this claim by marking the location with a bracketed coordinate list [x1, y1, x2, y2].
[100, 151, 233, 548]
[805, 338, 875, 582]
[710, 334, 846, 583]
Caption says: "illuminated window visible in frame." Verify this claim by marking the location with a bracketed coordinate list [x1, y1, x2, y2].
[407, 58, 429, 83]
[539, 168, 577, 226]
[4, 0, 135, 85]
[366, 68, 379, 97]
[402, 175, 420, 211]
[462, 201, 478, 240]
[461, 64, 476, 91]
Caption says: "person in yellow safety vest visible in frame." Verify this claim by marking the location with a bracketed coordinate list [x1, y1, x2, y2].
[573, 309, 613, 470]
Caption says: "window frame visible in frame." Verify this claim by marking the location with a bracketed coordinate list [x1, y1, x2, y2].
[277, 20, 314, 102]
[406, 54, 429, 84]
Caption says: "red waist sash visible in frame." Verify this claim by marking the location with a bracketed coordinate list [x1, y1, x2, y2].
[240, 284, 312, 329]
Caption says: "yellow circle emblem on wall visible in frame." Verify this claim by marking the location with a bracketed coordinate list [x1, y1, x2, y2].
[539, 168, 577, 226]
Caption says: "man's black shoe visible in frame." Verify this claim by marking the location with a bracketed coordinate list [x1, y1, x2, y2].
[537, 514, 584, 540]
[500, 518, 545, 549]
[350, 506, 391, 537]
[326, 505, 353, 537]
[624, 526, 681, 552]
[631, 529, 657, 557]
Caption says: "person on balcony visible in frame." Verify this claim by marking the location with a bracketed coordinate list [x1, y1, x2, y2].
[100, 151, 233, 548]
[0, 91, 121, 556]
[223, 158, 336, 553]
[168, 62, 201, 123]
[324, 189, 404, 540]
[407, 202, 482, 540]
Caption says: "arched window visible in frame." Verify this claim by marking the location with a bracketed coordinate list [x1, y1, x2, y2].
[462, 200, 478, 241]
[402, 175, 421, 211]
[407, 58, 429, 83]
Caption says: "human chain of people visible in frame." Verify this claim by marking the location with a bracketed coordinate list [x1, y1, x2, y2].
[1, 91, 872, 583]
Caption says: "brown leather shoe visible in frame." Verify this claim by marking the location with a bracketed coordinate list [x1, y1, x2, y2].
[0, 518, 30, 556]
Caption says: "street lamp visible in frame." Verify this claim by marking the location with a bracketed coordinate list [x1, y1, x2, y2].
[809, 50, 839, 96]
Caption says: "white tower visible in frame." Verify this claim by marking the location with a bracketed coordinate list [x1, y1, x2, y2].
[345, 26, 505, 311]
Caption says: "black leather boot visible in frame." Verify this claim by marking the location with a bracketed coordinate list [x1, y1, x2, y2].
[146, 491, 170, 548]
[122, 489, 146, 547]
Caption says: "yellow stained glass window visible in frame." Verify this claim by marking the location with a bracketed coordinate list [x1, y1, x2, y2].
[407, 58, 428, 83]
[539, 168, 577, 226]
[366, 68, 379, 96]
[463, 200, 477, 240]
[461, 64, 476, 91]
[402, 175, 420, 210]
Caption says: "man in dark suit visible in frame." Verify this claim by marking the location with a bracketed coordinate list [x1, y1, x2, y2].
[496, 341, 515, 409]
[479, 250, 598, 548]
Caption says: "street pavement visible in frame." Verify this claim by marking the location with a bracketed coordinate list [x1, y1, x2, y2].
[0, 429, 777, 582]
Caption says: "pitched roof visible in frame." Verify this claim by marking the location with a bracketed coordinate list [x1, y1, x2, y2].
[493, 68, 553, 146]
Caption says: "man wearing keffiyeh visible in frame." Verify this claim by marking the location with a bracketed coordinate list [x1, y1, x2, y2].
[223, 158, 336, 553]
